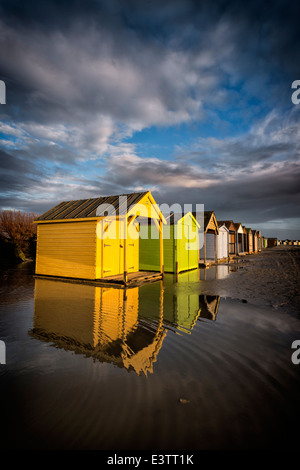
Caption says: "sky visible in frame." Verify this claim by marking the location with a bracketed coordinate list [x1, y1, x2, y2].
[0, 0, 300, 239]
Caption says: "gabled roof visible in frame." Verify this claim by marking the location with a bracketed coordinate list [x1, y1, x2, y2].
[218, 222, 229, 233]
[165, 211, 200, 228]
[217, 222, 229, 232]
[218, 220, 237, 232]
[203, 211, 219, 234]
[35, 191, 165, 222]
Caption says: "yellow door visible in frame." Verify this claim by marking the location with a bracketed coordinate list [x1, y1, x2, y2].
[102, 219, 121, 277]
[127, 222, 139, 273]
[101, 218, 139, 277]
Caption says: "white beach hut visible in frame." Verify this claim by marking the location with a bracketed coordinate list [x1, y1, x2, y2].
[217, 223, 229, 260]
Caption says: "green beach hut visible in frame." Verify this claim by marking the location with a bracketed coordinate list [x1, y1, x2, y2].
[139, 212, 200, 274]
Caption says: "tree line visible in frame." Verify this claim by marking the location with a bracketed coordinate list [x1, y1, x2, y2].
[0, 210, 38, 262]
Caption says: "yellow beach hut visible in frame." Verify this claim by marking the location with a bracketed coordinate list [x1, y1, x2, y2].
[34, 191, 166, 285]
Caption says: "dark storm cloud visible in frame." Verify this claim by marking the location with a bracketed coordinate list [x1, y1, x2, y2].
[1, 0, 299, 124]
[152, 161, 300, 227]
[102, 149, 300, 225]
[0, 0, 300, 236]
[0, 148, 42, 189]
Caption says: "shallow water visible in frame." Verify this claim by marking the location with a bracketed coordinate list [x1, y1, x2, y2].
[0, 262, 300, 450]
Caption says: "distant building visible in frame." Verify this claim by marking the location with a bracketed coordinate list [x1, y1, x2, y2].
[267, 238, 278, 248]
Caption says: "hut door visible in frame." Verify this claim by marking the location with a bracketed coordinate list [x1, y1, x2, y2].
[118, 220, 139, 275]
[127, 222, 139, 273]
[187, 225, 198, 269]
[238, 233, 243, 253]
[102, 219, 120, 277]
[229, 232, 235, 254]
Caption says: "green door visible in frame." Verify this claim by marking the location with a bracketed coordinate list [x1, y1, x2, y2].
[176, 223, 198, 272]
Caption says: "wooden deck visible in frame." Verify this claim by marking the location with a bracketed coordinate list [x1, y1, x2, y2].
[34, 271, 163, 288]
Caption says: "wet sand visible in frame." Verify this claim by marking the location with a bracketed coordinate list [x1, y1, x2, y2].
[198, 246, 300, 318]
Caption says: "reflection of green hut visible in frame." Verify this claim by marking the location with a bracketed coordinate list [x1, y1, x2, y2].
[161, 270, 201, 332]
[173, 291, 201, 331]
[139, 212, 200, 274]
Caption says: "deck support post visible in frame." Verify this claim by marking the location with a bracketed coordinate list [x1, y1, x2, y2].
[215, 232, 217, 263]
[159, 218, 164, 279]
[123, 216, 128, 285]
[203, 231, 206, 265]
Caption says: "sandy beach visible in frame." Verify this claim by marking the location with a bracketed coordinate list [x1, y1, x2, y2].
[198, 246, 300, 318]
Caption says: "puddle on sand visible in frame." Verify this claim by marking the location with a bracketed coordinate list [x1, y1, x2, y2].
[0, 265, 300, 450]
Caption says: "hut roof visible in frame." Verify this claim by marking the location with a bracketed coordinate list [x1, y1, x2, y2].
[218, 220, 237, 232]
[200, 211, 219, 233]
[217, 222, 229, 232]
[36, 191, 164, 222]
[165, 211, 200, 228]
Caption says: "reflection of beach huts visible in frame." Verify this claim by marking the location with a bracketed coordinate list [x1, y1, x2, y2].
[199, 264, 230, 280]
[198, 295, 220, 321]
[34, 191, 166, 286]
[162, 270, 221, 330]
[217, 222, 229, 261]
[139, 212, 199, 274]
[31, 278, 167, 376]
[199, 211, 219, 264]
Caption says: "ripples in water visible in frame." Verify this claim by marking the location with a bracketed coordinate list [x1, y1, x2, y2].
[1, 267, 299, 450]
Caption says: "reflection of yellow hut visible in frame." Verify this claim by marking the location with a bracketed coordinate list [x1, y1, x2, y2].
[31, 278, 166, 376]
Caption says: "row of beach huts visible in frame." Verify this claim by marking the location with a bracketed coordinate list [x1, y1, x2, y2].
[33, 191, 293, 286]
[280, 239, 300, 246]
